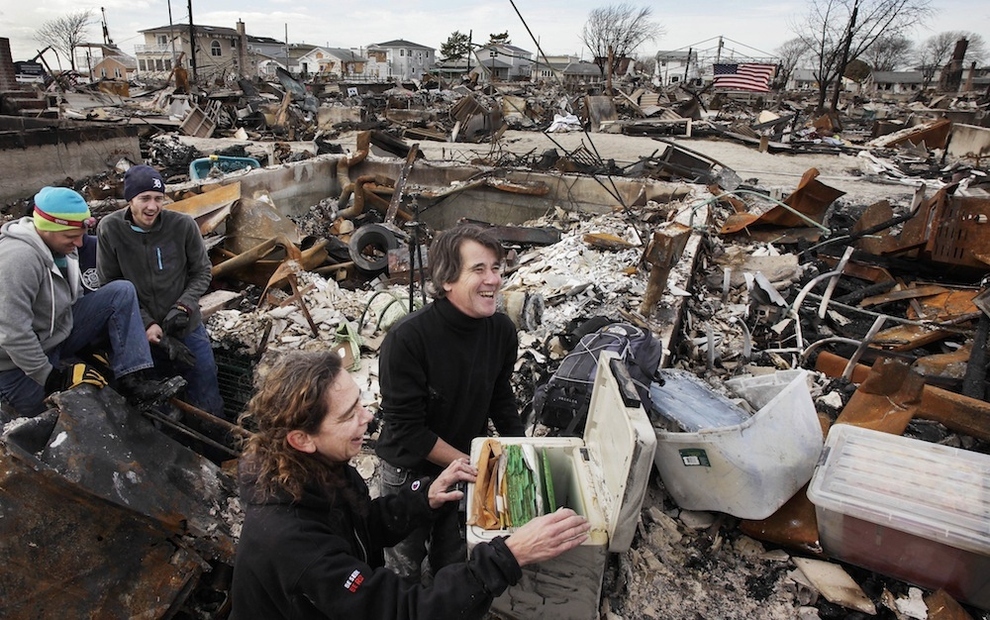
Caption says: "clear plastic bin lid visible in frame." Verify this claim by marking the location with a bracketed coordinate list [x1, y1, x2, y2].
[807, 424, 990, 555]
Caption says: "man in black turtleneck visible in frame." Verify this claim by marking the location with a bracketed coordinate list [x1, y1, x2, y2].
[375, 223, 525, 585]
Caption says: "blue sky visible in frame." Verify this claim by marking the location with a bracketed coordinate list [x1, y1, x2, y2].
[3, 1, 988, 67]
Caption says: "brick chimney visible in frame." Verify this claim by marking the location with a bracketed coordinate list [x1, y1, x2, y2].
[236, 20, 248, 78]
[0, 38, 18, 90]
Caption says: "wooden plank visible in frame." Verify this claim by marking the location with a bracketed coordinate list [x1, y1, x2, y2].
[167, 182, 241, 220]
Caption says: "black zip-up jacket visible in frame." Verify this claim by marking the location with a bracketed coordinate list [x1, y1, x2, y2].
[231, 461, 522, 619]
[375, 298, 525, 477]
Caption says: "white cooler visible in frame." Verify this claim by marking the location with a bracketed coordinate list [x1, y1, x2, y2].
[467, 352, 657, 619]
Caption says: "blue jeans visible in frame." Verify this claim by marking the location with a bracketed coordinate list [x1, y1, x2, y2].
[0, 280, 153, 417]
[151, 323, 224, 418]
[379, 461, 466, 585]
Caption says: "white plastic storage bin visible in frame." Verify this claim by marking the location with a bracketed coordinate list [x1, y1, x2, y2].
[808, 424, 990, 610]
[651, 370, 823, 519]
[467, 352, 656, 620]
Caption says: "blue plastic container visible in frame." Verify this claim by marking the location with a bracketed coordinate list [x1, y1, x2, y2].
[189, 155, 260, 180]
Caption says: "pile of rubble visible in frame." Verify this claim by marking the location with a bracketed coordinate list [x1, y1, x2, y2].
[4, 63, 990, 619]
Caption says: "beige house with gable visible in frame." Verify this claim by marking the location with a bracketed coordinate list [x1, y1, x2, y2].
[134, 21, 250, 82]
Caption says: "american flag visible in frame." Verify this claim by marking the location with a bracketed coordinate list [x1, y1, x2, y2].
[712, 63, 777, 92]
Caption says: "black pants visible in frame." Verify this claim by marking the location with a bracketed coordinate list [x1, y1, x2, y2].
[379, 461, 466, 584]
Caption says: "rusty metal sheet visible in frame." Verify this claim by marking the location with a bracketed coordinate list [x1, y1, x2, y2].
[851, 200, 895, 255]
[914, 344, 972, 382]
[720, 211, 762, 234]
[860, 284, 950, 307]
[708, 184, 747, 213]
[769, 168, 846, 227]
[873, 323, 954, 351]
[834, 357, 924, 434]
[720, 169, 844, 234]
[820, 254, 896, 284]
[868, 188, 990, 269]
[0, 394, 229, 619]
[738, 484, 822, 556]
[904, 288, 979, 321]
[815, 351, 990, 441]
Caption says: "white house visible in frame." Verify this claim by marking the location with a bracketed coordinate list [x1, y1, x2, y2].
[654, 50, 700, 87]
[366, 39, 436, 81]
[473, 43, 533, 82]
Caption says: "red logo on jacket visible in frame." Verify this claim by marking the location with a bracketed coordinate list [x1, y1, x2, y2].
[344, 569, 365, 592]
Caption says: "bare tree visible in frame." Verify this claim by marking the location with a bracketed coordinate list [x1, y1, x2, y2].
[581, 4, 663, 82]
[917, 31, 987, 88]
[863, 33, 913, 71]
[775, 37, 809, 89]
[795, 0, 931, 113]
[34, 10, 93, 72]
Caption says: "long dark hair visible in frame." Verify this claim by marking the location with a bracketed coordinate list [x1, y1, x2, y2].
[239, 351, 347, 502]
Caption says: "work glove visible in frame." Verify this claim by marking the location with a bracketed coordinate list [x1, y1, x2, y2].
[44, 363, 109, 395]
[157, 334, 197, 367]
[161, 303, 191, 335]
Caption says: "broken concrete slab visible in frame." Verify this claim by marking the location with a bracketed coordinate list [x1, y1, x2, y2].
[0, 116, 141, 203]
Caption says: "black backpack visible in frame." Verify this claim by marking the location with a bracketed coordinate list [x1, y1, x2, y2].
[532, 322, 662, 436]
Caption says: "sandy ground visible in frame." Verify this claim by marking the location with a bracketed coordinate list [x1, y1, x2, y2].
[402, 129, 922, 207]
[185, 128, 922, 208]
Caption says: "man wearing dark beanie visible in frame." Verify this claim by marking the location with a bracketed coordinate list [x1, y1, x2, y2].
[0, 186, 185, 419]
[97, 165, 224, 417]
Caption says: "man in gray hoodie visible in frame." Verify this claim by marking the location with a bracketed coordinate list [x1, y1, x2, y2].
[0, 186, 183, 419]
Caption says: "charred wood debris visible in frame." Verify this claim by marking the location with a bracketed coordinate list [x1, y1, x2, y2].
[2, 69, 990, 620]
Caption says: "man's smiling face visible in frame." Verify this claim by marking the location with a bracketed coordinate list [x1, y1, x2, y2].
[443, 239, 503, 319]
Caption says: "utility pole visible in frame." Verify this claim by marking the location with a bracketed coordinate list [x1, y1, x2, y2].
[188, 0, 198, 82]
[101, 7, 113, 45]
[167, 0, 178, 74]
[466, 30, 472, 76]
